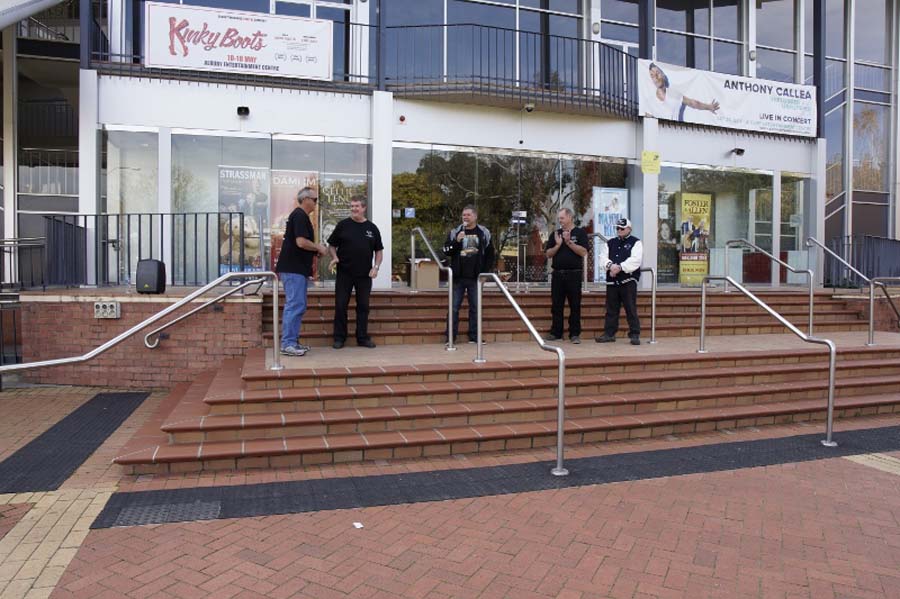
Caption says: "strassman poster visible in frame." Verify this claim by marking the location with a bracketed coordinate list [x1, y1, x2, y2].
[637, 59, 817, 137]
[144, 2, 333, 81]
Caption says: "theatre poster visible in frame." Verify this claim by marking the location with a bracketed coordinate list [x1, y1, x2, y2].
[592, 187, 629, 282]
[269, 170, 318, 272]
[218, 166, 269, 274]
[679, 193, 712, 286]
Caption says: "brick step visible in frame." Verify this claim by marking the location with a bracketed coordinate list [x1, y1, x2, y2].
[116, 391, 900, 474]
[165, 370, 900, 443]
[207, 359, 900, 415]
[264, 310, 863, 330]
[240, 346, 900, 390]
[264, 320, 868, 346]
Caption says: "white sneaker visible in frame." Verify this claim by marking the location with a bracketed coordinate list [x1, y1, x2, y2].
[280, 345, 308, 357]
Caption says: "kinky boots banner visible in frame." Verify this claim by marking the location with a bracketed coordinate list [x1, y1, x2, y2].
[637, 59, 817, 137]
[144, 2, 333, 81]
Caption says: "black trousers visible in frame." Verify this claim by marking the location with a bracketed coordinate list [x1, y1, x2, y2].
[333, 270, 373, 343]
[450, 278, 478, 341]
[550, 270, 582, 338]
[604, 280, 641, 338]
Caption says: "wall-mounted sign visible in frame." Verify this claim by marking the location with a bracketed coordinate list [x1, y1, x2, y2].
[144, 2, 333, 81]
[637, 59, 817, 138]
[641, 150, 660, 175]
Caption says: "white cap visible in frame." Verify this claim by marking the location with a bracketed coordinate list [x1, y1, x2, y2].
[615, 218, 632, 230]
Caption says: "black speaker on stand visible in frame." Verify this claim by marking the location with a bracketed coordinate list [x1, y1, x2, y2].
[136, 259, 166, 294]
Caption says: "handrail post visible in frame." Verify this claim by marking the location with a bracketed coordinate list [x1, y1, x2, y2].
[271, 276, 283, 371]
[807, 271, 815, 336]
[474, 276, 486, 364]
[410, 233, 417, 293]
[550, 345, 568, 477]
[821, 340, 837, 447]
[867, 280, 876, 346]
[697, 279, 708, 353]
[647, 267, 657, 344]
[446, 267, 456, 351]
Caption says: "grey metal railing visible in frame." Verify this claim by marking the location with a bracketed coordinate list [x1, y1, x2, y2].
[1, 237, 47, 291]
[725, 238, 814, 335]
[144, 277, 267, 349]
[806, 237, 900, 346]
[698, 275, 838, 448]
[410, 227, 456, 351]
[0, 271, 284, 378]
[473, 272, 568, 477]
[586, 233, 657, 344]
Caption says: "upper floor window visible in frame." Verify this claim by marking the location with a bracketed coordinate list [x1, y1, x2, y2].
[654, 0, 743, 75]
[756, 0, 797, 83]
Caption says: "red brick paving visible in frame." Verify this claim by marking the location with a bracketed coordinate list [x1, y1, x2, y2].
[0, 503, 31, 541]
[51, 452, 900, 598]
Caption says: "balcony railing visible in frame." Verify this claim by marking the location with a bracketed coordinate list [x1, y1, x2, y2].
[382, 24, 638, 118]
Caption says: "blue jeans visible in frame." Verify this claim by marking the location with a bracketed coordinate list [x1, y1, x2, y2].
[280, 272, 309, 349]
[451, 278, 478, 341]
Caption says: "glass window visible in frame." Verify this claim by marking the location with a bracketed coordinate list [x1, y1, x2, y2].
[713, 41, 741, 75]
[521, 0, 582, 12]
[852, 102, 890, 192]
[383, 0, 443, 25]
[824, 58, 846, 96]
[824, 107, 845, 199]
[854, 64, 891, 91]
[756, 0, 795, 50]
[275, 2, 311, 17]
[601, 22, 640, 43]
[854, 0, 891, 64]
[317, 7, 350, 81]
[824, 202, 844, 244]
[851, 203, 889, 236]
[601, 0, 639, 23]
[182, 0, 269, 12]
[104, 131, 159, 214]
[657, 31, 710, 70]
[756, 48, 795, 83]
[447, 2, 516, 80]
[656, 0, 710, 35]
[826, 0, 845, 58]
[712, 0, 741, 40]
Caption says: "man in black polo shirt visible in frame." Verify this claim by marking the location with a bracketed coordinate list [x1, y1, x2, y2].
[544, 207, 589, 344]
[596, 217, 644, 345]
[275, 187, 328, 356]
[328, 196, 384, 349]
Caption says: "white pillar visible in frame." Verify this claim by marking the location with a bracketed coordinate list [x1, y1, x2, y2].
[771, 170, 782, 287]
[639, 118, 659, 291]
[812, 138, 827, 285]
[2, 26, 17, 284]
[370, 90, 393, 289]
[158, 127, 173, 284]
[79, 69, 99, 285]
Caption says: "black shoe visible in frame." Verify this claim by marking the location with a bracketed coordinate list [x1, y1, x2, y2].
[630, 337, 641, 346]
[595, 335, 616, 343]
[333, 340, 345, 349]
[570, 336, 581, 345]
[468, 338, 486, 344]
[544, 334, 562, 341]
[358, 339, 377, 348]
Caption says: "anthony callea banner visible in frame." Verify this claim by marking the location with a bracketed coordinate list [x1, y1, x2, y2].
[637, 59, 817, 137]
[144, 2, 333, 81]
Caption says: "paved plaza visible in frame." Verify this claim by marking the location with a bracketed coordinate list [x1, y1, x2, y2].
[0, 333, 899, 598]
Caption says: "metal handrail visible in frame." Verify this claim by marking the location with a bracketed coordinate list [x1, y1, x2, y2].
[410, 227, 456, 352]
[585, 233, 657, 344]
[867, 277, 900, 346]
[0, 271, 284, 375]
[474, 272, 568, 477]
[144, 278, 266, 349]
[806, 237, 900, 345]
[725, 238, 814, 335]
[698, 276, 838, 448]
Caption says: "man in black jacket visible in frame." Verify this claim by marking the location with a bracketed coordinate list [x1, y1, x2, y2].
[596, 218, 644, 345]
[544, 207, 589, 344]
[443, 205, 495, 344]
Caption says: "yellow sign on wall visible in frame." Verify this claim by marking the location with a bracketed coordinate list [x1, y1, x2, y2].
[641, 150, 660, 175]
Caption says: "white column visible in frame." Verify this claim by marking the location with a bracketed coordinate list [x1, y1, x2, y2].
[771, 170, 782, 287]
[812, 138, 827, 284]
[79, 69, 100, 285]
[639, 118, 659, 291]
[370, 90, 393, 290]
[158, 127, 173, 284]
[2, 27, 17, 284]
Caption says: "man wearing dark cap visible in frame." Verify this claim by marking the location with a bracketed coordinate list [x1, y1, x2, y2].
[596, 218, 644, 345]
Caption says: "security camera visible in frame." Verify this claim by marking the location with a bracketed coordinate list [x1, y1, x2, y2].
[732, 147, 745, 156]
[524, 103, 535, 113]
[237, 106, 250, 117]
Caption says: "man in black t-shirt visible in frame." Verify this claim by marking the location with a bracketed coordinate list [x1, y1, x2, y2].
[327, 197, 384, 349]
[443, 205, 495, 344]
[544, 207, 589, 344]
[275, 187, 328, 356]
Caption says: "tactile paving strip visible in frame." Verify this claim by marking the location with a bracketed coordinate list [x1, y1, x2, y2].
[92, 424, 900, 529]
[0, 392, 149, 493]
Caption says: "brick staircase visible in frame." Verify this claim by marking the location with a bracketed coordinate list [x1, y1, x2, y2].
[262, 289, 867, 345]
[115, 316, 900, 474]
